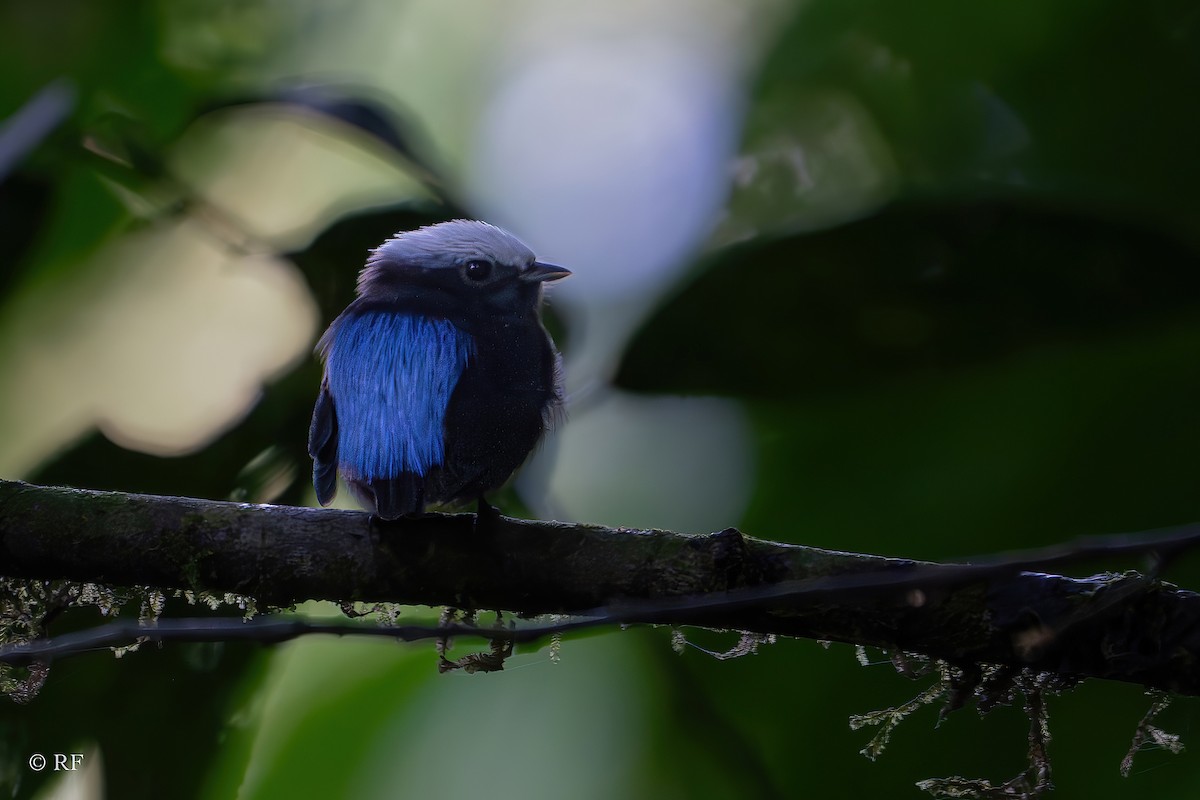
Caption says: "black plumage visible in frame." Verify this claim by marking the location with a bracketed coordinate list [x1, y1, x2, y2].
[308, 220, 569, 519]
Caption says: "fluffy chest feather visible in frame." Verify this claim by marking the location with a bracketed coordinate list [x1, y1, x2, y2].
[324, 312, 474, 479]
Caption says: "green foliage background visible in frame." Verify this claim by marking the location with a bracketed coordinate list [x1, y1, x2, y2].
[2, 1, 1200, 798]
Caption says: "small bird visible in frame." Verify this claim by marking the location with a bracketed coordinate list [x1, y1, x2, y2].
[308, 220, 570, 520]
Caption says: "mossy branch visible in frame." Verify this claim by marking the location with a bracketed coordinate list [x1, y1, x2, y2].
[3, 479, 1200, 694]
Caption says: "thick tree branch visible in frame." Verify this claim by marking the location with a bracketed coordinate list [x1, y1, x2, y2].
[3, 479, 1200, 694]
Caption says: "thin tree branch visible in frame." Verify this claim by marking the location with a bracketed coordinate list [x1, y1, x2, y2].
[0, 616, 587, 666]
[4, 479, 1200, 693]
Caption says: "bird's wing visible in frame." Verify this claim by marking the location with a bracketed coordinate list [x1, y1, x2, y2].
[308, 377, 340, 506]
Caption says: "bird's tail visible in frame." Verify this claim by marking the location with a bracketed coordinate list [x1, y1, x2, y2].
[357, 473, 424, 520]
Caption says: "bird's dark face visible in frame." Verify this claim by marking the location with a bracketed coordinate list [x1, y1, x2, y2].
[355, 220, 569, 328]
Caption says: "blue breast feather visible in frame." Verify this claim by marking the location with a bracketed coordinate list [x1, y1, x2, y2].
[324, 313, 475, 480]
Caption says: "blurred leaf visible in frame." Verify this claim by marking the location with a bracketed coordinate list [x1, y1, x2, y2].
[754, 0, 1200, 230]
[31, 367, 320, 504]
[207, 640, 432, 800]
[744, 314, 1200, 555]
[619, 201, 1200, 399]
[209, 84, 464, 212]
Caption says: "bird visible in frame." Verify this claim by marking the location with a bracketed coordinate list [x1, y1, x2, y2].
[308, 219, 570, 520]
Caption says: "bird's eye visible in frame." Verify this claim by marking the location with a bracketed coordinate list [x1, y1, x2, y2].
[463, 260, 494, 283]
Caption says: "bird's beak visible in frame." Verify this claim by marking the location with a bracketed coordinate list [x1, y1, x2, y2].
[522, 261, 572, 283]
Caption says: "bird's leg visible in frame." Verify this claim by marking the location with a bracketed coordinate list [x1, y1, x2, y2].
[473, 495, 502, 535]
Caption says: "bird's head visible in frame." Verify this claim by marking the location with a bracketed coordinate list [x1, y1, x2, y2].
[356, 220, 570, 324]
